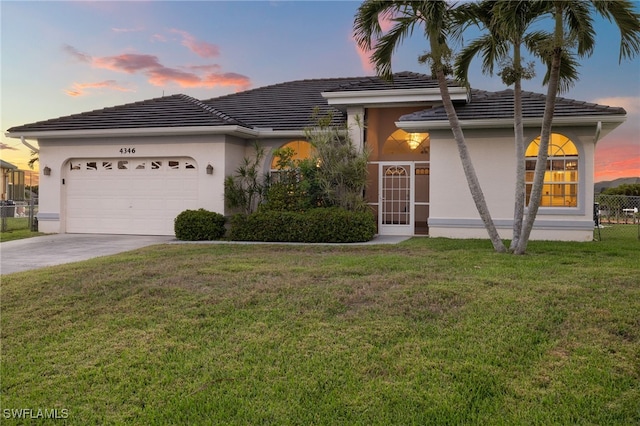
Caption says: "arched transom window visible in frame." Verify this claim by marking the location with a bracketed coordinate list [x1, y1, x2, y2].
[383, 129, 430, 155]
[270, 140, 313, 169]
[526, 133, 578, 207]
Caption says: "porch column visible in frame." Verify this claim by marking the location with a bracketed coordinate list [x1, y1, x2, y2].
[347, 106, 365, 152]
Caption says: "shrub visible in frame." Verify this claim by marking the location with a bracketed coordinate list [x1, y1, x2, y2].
[229, 208, 376, 243]
[174, 209, 226, 241]
[224, 142, 269, 215]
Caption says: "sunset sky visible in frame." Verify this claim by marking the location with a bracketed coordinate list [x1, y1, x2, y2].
[1, 1, 638, 183]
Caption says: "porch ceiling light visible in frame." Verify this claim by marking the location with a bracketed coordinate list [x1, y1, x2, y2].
[407, 133, 424, 150]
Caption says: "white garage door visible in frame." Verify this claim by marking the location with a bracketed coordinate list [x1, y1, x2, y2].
[65, 157, 199, 235]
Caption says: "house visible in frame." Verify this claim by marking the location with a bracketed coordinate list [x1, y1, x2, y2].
[1, 159, 18, 201]
[5, 72, 626, 240]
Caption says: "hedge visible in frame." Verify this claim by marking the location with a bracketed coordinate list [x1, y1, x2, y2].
[174, 209, 226, 240]
[229, 208, 376, 243]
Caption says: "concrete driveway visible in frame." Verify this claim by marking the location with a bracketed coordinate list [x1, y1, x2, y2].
[1, 234, 175, 275]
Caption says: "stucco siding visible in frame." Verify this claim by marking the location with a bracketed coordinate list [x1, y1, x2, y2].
[428, 125, 598, 241]
[37, 134, 229, 233]
[430, 128, 516, 221]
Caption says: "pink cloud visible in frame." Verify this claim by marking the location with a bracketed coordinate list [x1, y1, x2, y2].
[93, 53, 162, 73]
[146, 67, 251, 92]
[352, 11, 396, 74]
[64, 44, 251, 92]
[379, 11, 395, 32]
[146, 67, 202, 88]
[64, 80, 134, 97]
[202, 72, 252, 92]
[355, 44, 375, 74]
[170, 29, 220, 58]
[151, 34, 167, 43]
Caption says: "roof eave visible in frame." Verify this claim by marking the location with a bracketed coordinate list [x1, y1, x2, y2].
[397, 115, 627, 131]
[5, 125, 260, 140]
[251, 129, 310, 138]
[322, 87, 469, 106]
[5, 125, 320, 141]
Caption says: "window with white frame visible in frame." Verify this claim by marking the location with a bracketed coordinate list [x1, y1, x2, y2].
[525, 133, 579, 207]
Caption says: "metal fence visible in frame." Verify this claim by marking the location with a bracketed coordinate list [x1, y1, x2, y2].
[0, 198, 38, 233]
[594, 194, 640, 241]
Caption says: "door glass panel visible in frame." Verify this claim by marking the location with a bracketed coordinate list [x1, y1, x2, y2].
[382, 165, 410, 225]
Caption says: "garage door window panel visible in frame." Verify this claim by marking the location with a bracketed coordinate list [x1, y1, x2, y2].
[65, 157, 199, 235]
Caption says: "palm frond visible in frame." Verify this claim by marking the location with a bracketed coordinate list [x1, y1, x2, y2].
[454, 34, 508, 85]
[540, 50, 580, 94]
[371, 16, 418, 80]
[562, 1, 596, 57]
[591, 0, 640, 61]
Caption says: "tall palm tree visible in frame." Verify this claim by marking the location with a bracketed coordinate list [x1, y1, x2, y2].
[354, 0, 507, 253]
[515, 0, 640, 254]
[455, 0, 578, 252]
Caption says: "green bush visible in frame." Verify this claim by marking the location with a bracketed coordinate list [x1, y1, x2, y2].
[174, 209, 226, 241]
[229, 208, 376, 243]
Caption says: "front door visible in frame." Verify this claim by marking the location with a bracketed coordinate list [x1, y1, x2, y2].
[379, 163, 413, 235]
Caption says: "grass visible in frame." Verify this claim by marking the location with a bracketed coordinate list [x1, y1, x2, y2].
[596, 223, 640, 241]
[0, 217, 44, 242]
[1, 235, 639, 424]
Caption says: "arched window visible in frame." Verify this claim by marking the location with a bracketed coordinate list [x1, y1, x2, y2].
[270, 140, 313, 169]
[526, 133, 578, 207]
[382, 129, 430, 155]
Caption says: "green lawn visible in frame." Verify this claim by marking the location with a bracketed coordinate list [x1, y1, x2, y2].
[1, 236, 638, 424]
[0, 217, 44, 242]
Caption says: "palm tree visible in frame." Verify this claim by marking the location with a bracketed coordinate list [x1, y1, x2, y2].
[455, 0, 578, 251]
[515, 0, 640, 254]
[354, 0, 507, 253]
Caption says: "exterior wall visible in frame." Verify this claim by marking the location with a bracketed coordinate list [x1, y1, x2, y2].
[36, 134, 230, 233]
[223, 136, 251, 215]
[428, 125, 598, 241]
[32, 111, 601, 241]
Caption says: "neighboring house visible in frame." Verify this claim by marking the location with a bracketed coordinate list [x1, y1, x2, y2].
[1, 159, 18, 201]
[5, 72, 625, 240]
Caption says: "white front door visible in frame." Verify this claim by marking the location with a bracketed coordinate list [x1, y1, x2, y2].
[379, 163, 414, 236]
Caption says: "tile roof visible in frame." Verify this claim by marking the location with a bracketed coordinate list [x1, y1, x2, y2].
[6, 73, 625, 134]
[6, 94, 242, 133]
[202, 77, 360, 131]
[399, 89, 626, 122]
[323, 71, 450, 92]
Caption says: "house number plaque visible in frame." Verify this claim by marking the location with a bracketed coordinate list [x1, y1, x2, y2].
[119, 148, 136, 154]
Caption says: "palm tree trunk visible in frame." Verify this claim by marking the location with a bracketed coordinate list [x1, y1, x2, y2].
[432, 43, 506, 253]
[515, 5, 564, 255]
[510, 42, 526, 251]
